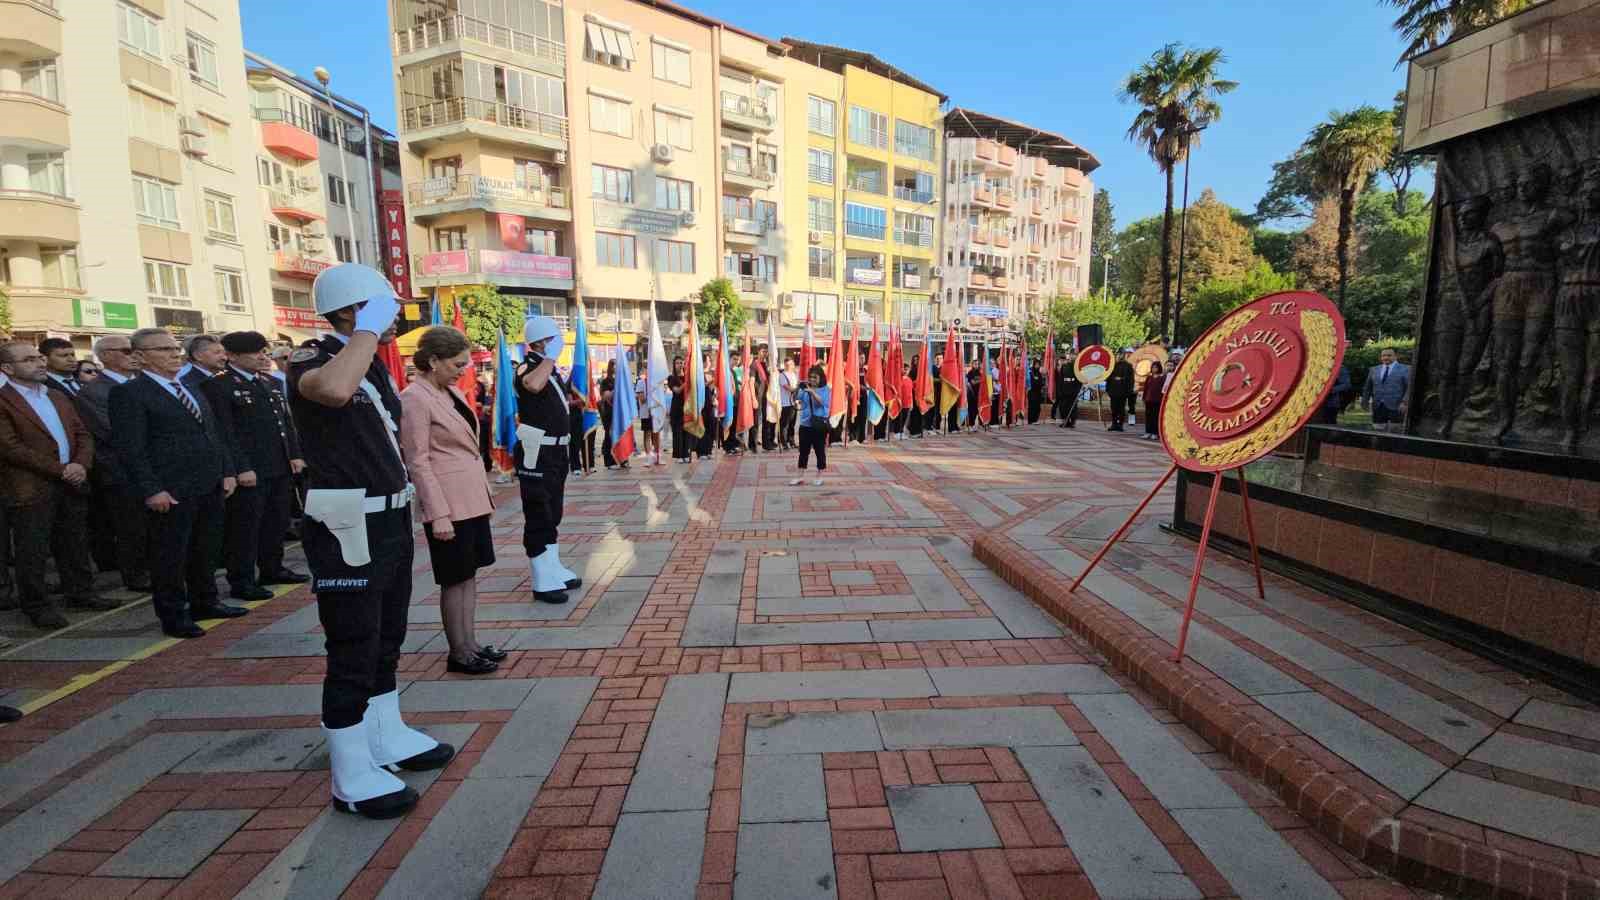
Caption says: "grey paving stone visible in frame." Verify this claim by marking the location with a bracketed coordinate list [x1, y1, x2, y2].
[886, 784, 1001, 851]
[400, 678, 538, 712]
[1259, 691, 1446, 799]
[595, 810, 710, 900]
[0, 732, 214, 883]
[696, 573, 743, 605]
[415, 629, 516, 655]
[475, 677, 598, 780]
[379, 776, 542, 900]
[1171, 808, 1341, 900]
[505, 625, 627, 649]
[3, 635, 166, 661]
[729, 669, 936, 703]
[706, 548, 746, 574]
[1364, 644, 1528, 718]
[756, 595, 847, 615]
[171, 728, 324, 772]
[928, 664, 1118, 697]
[738, 622, 873, 645]
[759, 554, 800, 576]
[906, 574, 972, 611]
[961, 575, 1065, 638]
[1417, 770, 1600, 855]
[741, 754, 827, 822]
[0, 693, 162, 809]
[97, 809, 254, 878]
[1018, 746, 1201, 900]
[1259, 587, 1406, 649]
[684, 605, 739, 647]
[410, 601, 571, 623]
[829, 570, 875, 587]
[624, 673, 729, 812]
[1213, 614, 1361, 672]
[1470, 732, 1600, 792]
[1319, 667, 1494, 754]
[585, 590, 648, 625]
[1073, 693, 1243, 810]
[609, 575, 657, 593]
[843, 595, 923, 614]
[745, 711, 884, 755]
[866, 618, 1013, 643]
[1514, 699, 1600, 742]
[1035, 549, 1089, 577]
[876, 707, 1078, 749]
[1132, 610, 1307, 696]
[733, 821, 837, 900]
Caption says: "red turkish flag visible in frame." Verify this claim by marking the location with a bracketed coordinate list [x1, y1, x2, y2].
[497, 214, 525, 250]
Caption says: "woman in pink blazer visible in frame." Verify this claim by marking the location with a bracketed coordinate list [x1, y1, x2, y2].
[400, 327, 499, 675]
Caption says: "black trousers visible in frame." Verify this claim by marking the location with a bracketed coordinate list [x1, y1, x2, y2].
[313, 505, 413, 728]
[1109, 394, 1129, 430]
[798, 425, 827, 471]
[779, 406, 797, 447]
[147, 487, 223, 625]
[11, 485, 95, 615]
[1145, 400, 1161, 436]
[1028, 397, 1042, 423]
[0, 500, 13, 600]
[947, 406, 960, 433]
[698, 410, 717, 458]
[519, 457, 568, 559]
[100, 483, 151, 585]
[88, 485, 117, 573]
[671, 408, 691, 460]
[225, 475, 291, 588]
[908, 407, 923, 436]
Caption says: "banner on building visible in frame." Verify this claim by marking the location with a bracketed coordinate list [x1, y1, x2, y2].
[380, 190, 412, 299]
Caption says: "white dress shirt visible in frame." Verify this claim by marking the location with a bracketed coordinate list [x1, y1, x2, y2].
[99, 369, 129, 385]
[47, 372, 79, 396]
[12, 380, 71, 464]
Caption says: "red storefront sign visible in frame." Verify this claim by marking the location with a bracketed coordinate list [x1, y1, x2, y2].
[274, 306, 324, 330]
[380, 190, 412, 299]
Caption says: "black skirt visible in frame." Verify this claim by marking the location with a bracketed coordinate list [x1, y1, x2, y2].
[424, 513, 496, 587]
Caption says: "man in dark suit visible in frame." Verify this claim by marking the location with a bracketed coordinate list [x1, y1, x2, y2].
[1105, 350, 1136, 432]
[1361, 347, 1411, 433]
[0, 342, 113, 630]
[179, 333, 225, 394]
[76, 334, 151, 592]
[202, 331, 308, 602]
[39, 337, 82, 399]
[111, 328, 243, 638]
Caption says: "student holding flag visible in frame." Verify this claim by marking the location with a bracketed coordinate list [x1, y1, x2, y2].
[609, 329, 640, 462]
[642, 312, 670, 466]
[939, 325, 965, 435]
[790, 364, 830, 486]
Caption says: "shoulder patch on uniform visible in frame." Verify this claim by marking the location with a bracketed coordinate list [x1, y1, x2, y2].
[289, 348, 319, 364]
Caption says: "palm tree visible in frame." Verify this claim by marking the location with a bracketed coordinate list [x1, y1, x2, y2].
[1306, 106, 1395, 307]
[1119, 44, 1237, 342]
[1384, 0, 1544, 61]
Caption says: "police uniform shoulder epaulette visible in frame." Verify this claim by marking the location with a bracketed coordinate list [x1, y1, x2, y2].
[288, 347, 321, 364]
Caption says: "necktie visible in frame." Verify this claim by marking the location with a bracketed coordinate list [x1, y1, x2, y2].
[176, 386, 202, 421]
[1381, 365, 1389, 383]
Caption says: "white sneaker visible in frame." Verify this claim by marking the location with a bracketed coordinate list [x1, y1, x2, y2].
[813, 479, 823, 486]
[789, 478, 804, 486]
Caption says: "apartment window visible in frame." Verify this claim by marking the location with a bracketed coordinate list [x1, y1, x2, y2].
[272, 287, 312, 309]
[651, 40, 690, 86]
[326, 175, 346, 206]
[807, 197, 834, 233]
[894, 212, 934, 247]
[756, 200, 777, 228]
[589, 93, 632, 137]
[429, 156, 461, 181]
[800, 147, 830, 186]
[133, 175, 180, 229]
[844, 203, 886, 240]
[655, 176, 693, 212]
[845, 252, 881, 280]
[433, 227, 467, 251]
[127, 88, 178, 146]
[266, 223, 298, 252]
[894, 121, 935, 162]
[846, 159, 886, 195]
[334, 235, 359, 263]
[257, 157, 286, 189]
[807, 96, 836, 136]
[724, 252, 775, 282]
[595, 231, 636, 268]
[515, 159, 554, 191]
[895, 170, 935, 204]
[658, 239, 694, 274]
[203, 191, 237, 240]
[118, 3, 163, 59]
[654, 109, 692, 150]
[584, 20, 635, 70]
[591, 164, 633, 203]
[20, 59, 59, 103]
[848, 106, 888, 149]
[27, 153, 68, 198]
[187, 33, 219, 90]
[204, 116, 233, 162]
[524, 227, 559, 256]
[893, 257, 926, 287]
[39, 246, 81, 291]
[144, 260, 191, 306]
[722, 194, 753, 222]
[808, 247, 834, 280]
[898, 298, 932, 332]
[214, 268, 245, 312]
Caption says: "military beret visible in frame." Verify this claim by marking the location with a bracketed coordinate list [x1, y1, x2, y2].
[221, 331, 270, 354]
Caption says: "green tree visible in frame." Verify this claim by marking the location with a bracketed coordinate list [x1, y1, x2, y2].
[1306, 105, 1395, 307]
[1180, 261, 1297, 338]
[1025, 293, 1150, 354]
[694, 278, 747, 340]
[1252, 147, 1318, 225]
[1119, 43, 1238, 341]
[1382, 89, 1433, 215]
[1089, 188, 1116, 293]
[1141, 188, 1263, 338]
[0, 286, 11, 336]
[1383, 0, 1543, 61]
[442, 284, 524, 349]
[1110, 214, 1163, 317]
[1252, 228, 1296, 274]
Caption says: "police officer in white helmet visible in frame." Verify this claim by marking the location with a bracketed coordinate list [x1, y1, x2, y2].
[287, 264, 454, 819]
[515, 315, 582, 603]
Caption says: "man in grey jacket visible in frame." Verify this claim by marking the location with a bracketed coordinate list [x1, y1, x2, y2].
[1361, 347, 1410, 432]
[76, 335, 151, 592]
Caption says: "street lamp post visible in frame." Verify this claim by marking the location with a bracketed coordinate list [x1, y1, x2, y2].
[1171, 123, 1207, 346]
[1101, 252, 1113, 300]
[312, 66, 372, 267]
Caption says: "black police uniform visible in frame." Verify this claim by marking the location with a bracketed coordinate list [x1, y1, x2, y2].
[513, 359, 571, 560]
[202, 365, 303, 592]
[287, 335, 414, 730]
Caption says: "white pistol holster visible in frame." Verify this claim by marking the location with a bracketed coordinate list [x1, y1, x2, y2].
[304, 489, 372, 567]
[516, 424, 547, 451]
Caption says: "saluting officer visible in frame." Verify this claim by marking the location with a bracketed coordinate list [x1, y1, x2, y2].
[202, 331, 309, 602]
[516, 315, 583, 603]
[288, 264, 453, 820]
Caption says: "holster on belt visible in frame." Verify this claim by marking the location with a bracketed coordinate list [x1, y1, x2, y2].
[303, 489, 371, 567]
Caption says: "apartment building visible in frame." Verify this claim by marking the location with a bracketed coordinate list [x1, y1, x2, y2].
[780, 39, 945, 338]
[246, 62, 400, 343]
[2, 0, 271, 345]
[941, 108, 1098, 330]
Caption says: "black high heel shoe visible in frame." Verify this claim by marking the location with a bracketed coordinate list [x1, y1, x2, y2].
[475, 645, 507, 662]
[447, 655, 498, 675]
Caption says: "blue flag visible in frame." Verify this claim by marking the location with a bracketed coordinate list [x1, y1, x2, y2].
[718, 318, 735, 429]
[493, 328, 518, 463]
[572, 311, 599, 436]
[431, 297, 443, 326]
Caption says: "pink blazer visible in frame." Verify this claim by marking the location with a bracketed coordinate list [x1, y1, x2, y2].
[399, 378, 493, 525]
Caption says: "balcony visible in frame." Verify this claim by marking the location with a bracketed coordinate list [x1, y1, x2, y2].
[393, 14, 565, 74]
[1030, 157, 1049, 179]
[970, 229, 990, 246]
[997, 145, 1017, 168]
[969, 183, 995, 207]
[0, 91, 69, 149]
[724, 217, 767, 245]
[407, 174, 571, 222]
[736, 275, 777, 298]
[273, 251, 333, 281]
[975, 139, 997, 163]
[1060, 205, 1080, 226]
[993, 231, 1011, 249]
[1027, 197, 1043, 218]
[893, 229, 932, 248]
[722, 153, 774, 191]
[1058, 245, 1075, 261]
[1064, 168, 1085, 189]
[893, 185, 934, 205]
[268, 189, 323, 223]
[968, 270, 990, 288]
[413, 248, 574, 289]
[996, 188, 1015, 209]
[0, 189, 77, 242]
[0, 0, 62, 58]
[992, 273, 1010, 289]
[720, 92, 774, 132]
[257, 109, 319, 161]
[846, 267, 886, 287]
[1026, 239, 1043, 256]
[401, 98, 569, 153]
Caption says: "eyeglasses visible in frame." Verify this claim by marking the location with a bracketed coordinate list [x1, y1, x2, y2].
[134, 345, 183, 354]
[100, 347, 133, 355]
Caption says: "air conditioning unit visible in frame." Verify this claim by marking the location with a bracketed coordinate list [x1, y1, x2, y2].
[555, 150, 567, 164]
[652, 143, 674, 163]
[930, 266, 943, 278]
[181, 134, 209, 157]
[303, 223, 327, 238]
[807, 230, 822, 245]
[179, 114, 206, 136]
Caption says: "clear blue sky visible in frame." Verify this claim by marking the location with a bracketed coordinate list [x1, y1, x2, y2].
[240, 0, 1421, 229]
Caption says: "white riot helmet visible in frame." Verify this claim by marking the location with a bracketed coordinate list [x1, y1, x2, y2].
[524, 314, 564, 360]
[312, 263, 396, 315]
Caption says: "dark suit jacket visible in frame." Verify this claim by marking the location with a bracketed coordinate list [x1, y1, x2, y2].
[111, 373, 235, 501]
[75, 375, 129, 486]
[1105, 360, 1136, 398]
[0, 383, 93, 507]
[180, 367, 216, 396]
[200, 367, 301, 480]
[44, 373, 80, 400]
